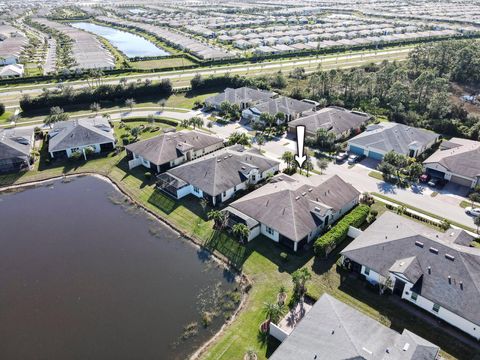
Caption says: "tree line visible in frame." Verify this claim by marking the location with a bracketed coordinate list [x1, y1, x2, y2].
[20, 79, 173, 113]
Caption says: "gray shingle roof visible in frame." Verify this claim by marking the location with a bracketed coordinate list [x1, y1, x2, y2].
[230, 174, 360, 242]
[289, 106, 371, 137]
[348, 123, 439, 155]
[165, 147, 279, 196]
[205, 87, 275, 108]
[252, 96, 314, 116]
[270, 294, 439, 360]
[125, 130, 223, 166]
[423, 138, 480, 179]
[48, 118, 115, 153]
[0, 127, 33, 161]
[342, 212, 480, 326]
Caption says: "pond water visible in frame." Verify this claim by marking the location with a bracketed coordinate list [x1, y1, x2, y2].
[0, 176, 236, 360]
[71, 22, 170, 58]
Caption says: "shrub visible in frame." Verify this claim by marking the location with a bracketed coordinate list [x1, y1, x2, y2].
[314, 205, 370, 257]
[0, 102, 5, 116]
[280, 252, 288, 262]
[144, 171, 152, 180]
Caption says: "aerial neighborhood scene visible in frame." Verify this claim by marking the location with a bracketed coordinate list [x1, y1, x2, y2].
[1, 0, 480, 359]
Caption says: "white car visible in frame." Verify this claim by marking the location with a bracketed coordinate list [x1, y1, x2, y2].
[465, 207, 480, 217]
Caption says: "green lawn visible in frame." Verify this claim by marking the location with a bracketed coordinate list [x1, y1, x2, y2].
[0, 131, 476, 359]
[131, 57, 196, 70]
[166, 91, 218, 109]
[368, 170, 384, 181]
[0, 111, 12, 123]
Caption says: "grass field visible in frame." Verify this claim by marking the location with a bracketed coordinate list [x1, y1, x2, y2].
[0, 111, 12, 124]
[131, 57, 196, 70]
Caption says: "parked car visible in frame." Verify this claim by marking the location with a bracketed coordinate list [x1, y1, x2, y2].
[335, 152, 348, 163]
[347, 154, 365, 165]
[419, 174, 431, 183]
[427, 178, 447, 188]
[465, 207, 480, 217]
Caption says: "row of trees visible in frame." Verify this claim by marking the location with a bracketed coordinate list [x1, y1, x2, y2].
[378, 151, 424, 183]
[275, 40, 480, 140]
[20, 79, 173, 112]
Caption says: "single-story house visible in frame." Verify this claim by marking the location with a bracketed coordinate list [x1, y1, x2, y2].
[347, 123, 439, 160]
[157, 146, 280, 206]
[242, 96, 315, 124]
[225, 173, 360, 251]
[204, 87, 276, 110]
[48, 117, 116, 159]
[0, 63, 24, 78]
[423, 138, 480, 188]
[287, 106, 371, 140]
[0, 127, 34, 173]
[270, 294, 439, 360]
[126, 130, 224, 173]
[341, 211, 480, 340]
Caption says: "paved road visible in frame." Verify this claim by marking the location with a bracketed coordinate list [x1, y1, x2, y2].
[0, 47, 411, 108]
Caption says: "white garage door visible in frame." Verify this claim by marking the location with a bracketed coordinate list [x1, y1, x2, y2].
[450, 175, 473, 187]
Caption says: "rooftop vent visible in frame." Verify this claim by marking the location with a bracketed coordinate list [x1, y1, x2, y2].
[429, 247, 439, 254]
[308, 188, 312, 192]
[295, 196, 300, 200]
[224, 156, 228, 159]
[314, 207, 321, 212]
[403, 343, 410, 352]
[445, 254, 455, 261]
[460, 281, 463, 290]
[302, 192, 306, 196]
[448, 276, 452, 284]
[415, 241, 424, 248]
[217, 159, 221, 162]
[427, 266, 432, 274]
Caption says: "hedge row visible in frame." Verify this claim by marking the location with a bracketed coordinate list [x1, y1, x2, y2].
[314, 205, 370, 257]
[20, 80, 173, 113]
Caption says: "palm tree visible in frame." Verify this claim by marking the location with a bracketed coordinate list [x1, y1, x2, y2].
[158, 98, 167, 111]
[102, 113, 111, 122]
[474, 216, 480, 234]
[281, 151, 294, 169]
[277, 285, 287, 305]
[256, 133, 266, 151]
[189, 116, 204, 129]
[180, 119, 190, 128]
[232, 223, 250, 243]
[44, 106, 69, 127]
[304, 157, 313, 177]
[208, 210, 229, 230]
[90, 102, 101, 116]
[317, 158, 329, 174]
[263, 301, 285, 324]
[125, 98, 136, 112]
[291, 268, 312, 297]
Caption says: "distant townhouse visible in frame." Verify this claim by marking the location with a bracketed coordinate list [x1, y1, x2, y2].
[242, 96, 315, 123]
[347, 123, 439, 160]
[270, 294, 439, 360]
[225, 173, 360, 251]
[204, 87, 275, 111]
[423, 138, 480, 188]
[157, 146, 279, 206]
[48, 118, 116, 159]
[341, 212, 480, 340]
[0, 63, 24, 78]
[0, 127, 34, 173]
[287, 106, 371, 140]
[125, 130, 224, 173]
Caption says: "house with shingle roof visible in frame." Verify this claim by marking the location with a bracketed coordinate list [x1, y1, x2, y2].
[341, 211, 480, 340]
[204, 87, 275, 111]
[242, 96, 315, 124]
[270, 294, 439, 360]
[157, 146, 279, 206]
[48, 118, 116, 159]
[0, 127, 34, 173]
[288, 106, 371, 140]
[225, 173, 360, 251]
[423, 138, 480, 188]
[125, 130, 224, 173]
[347, 123, 439, 160]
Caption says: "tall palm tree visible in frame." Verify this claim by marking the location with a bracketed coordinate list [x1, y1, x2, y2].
[291, 268, 312, 297]
[281, 151, 294, 170]
[263, 301, 285, 324]
[232, 223, 250, 243]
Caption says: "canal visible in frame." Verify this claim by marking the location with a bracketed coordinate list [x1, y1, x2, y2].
[0, 176, 236, 360]
[71, 22, 170, 58]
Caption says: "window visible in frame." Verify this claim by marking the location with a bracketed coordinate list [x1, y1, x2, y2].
[234, 185, 237, 192]
[193, 187, 200, 194]
[223, 191, 227, 197]
[411, 292, 418, 301]
[364, 267, 370, 276]
[252, 175, 256, 182]
[265, 226, 275, 235]
[432, 303, 440, 313]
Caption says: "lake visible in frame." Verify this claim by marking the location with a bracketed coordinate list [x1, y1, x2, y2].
[71, 22, 170, 58]
[0, 176, 237, 360]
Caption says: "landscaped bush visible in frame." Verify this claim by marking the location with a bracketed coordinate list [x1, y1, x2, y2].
[0, 102, 5, 116]
[280, 252, 288, 262]
[122, 117, 178, 127]
[314, 205, 370, 258]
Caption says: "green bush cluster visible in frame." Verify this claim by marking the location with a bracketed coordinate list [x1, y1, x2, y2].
[314, 205, 370, 257]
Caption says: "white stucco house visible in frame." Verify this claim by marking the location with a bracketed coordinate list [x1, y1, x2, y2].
[341, 212, 480, 340]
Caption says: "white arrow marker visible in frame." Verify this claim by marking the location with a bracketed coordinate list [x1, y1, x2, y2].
[294, 125, 306, 167]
